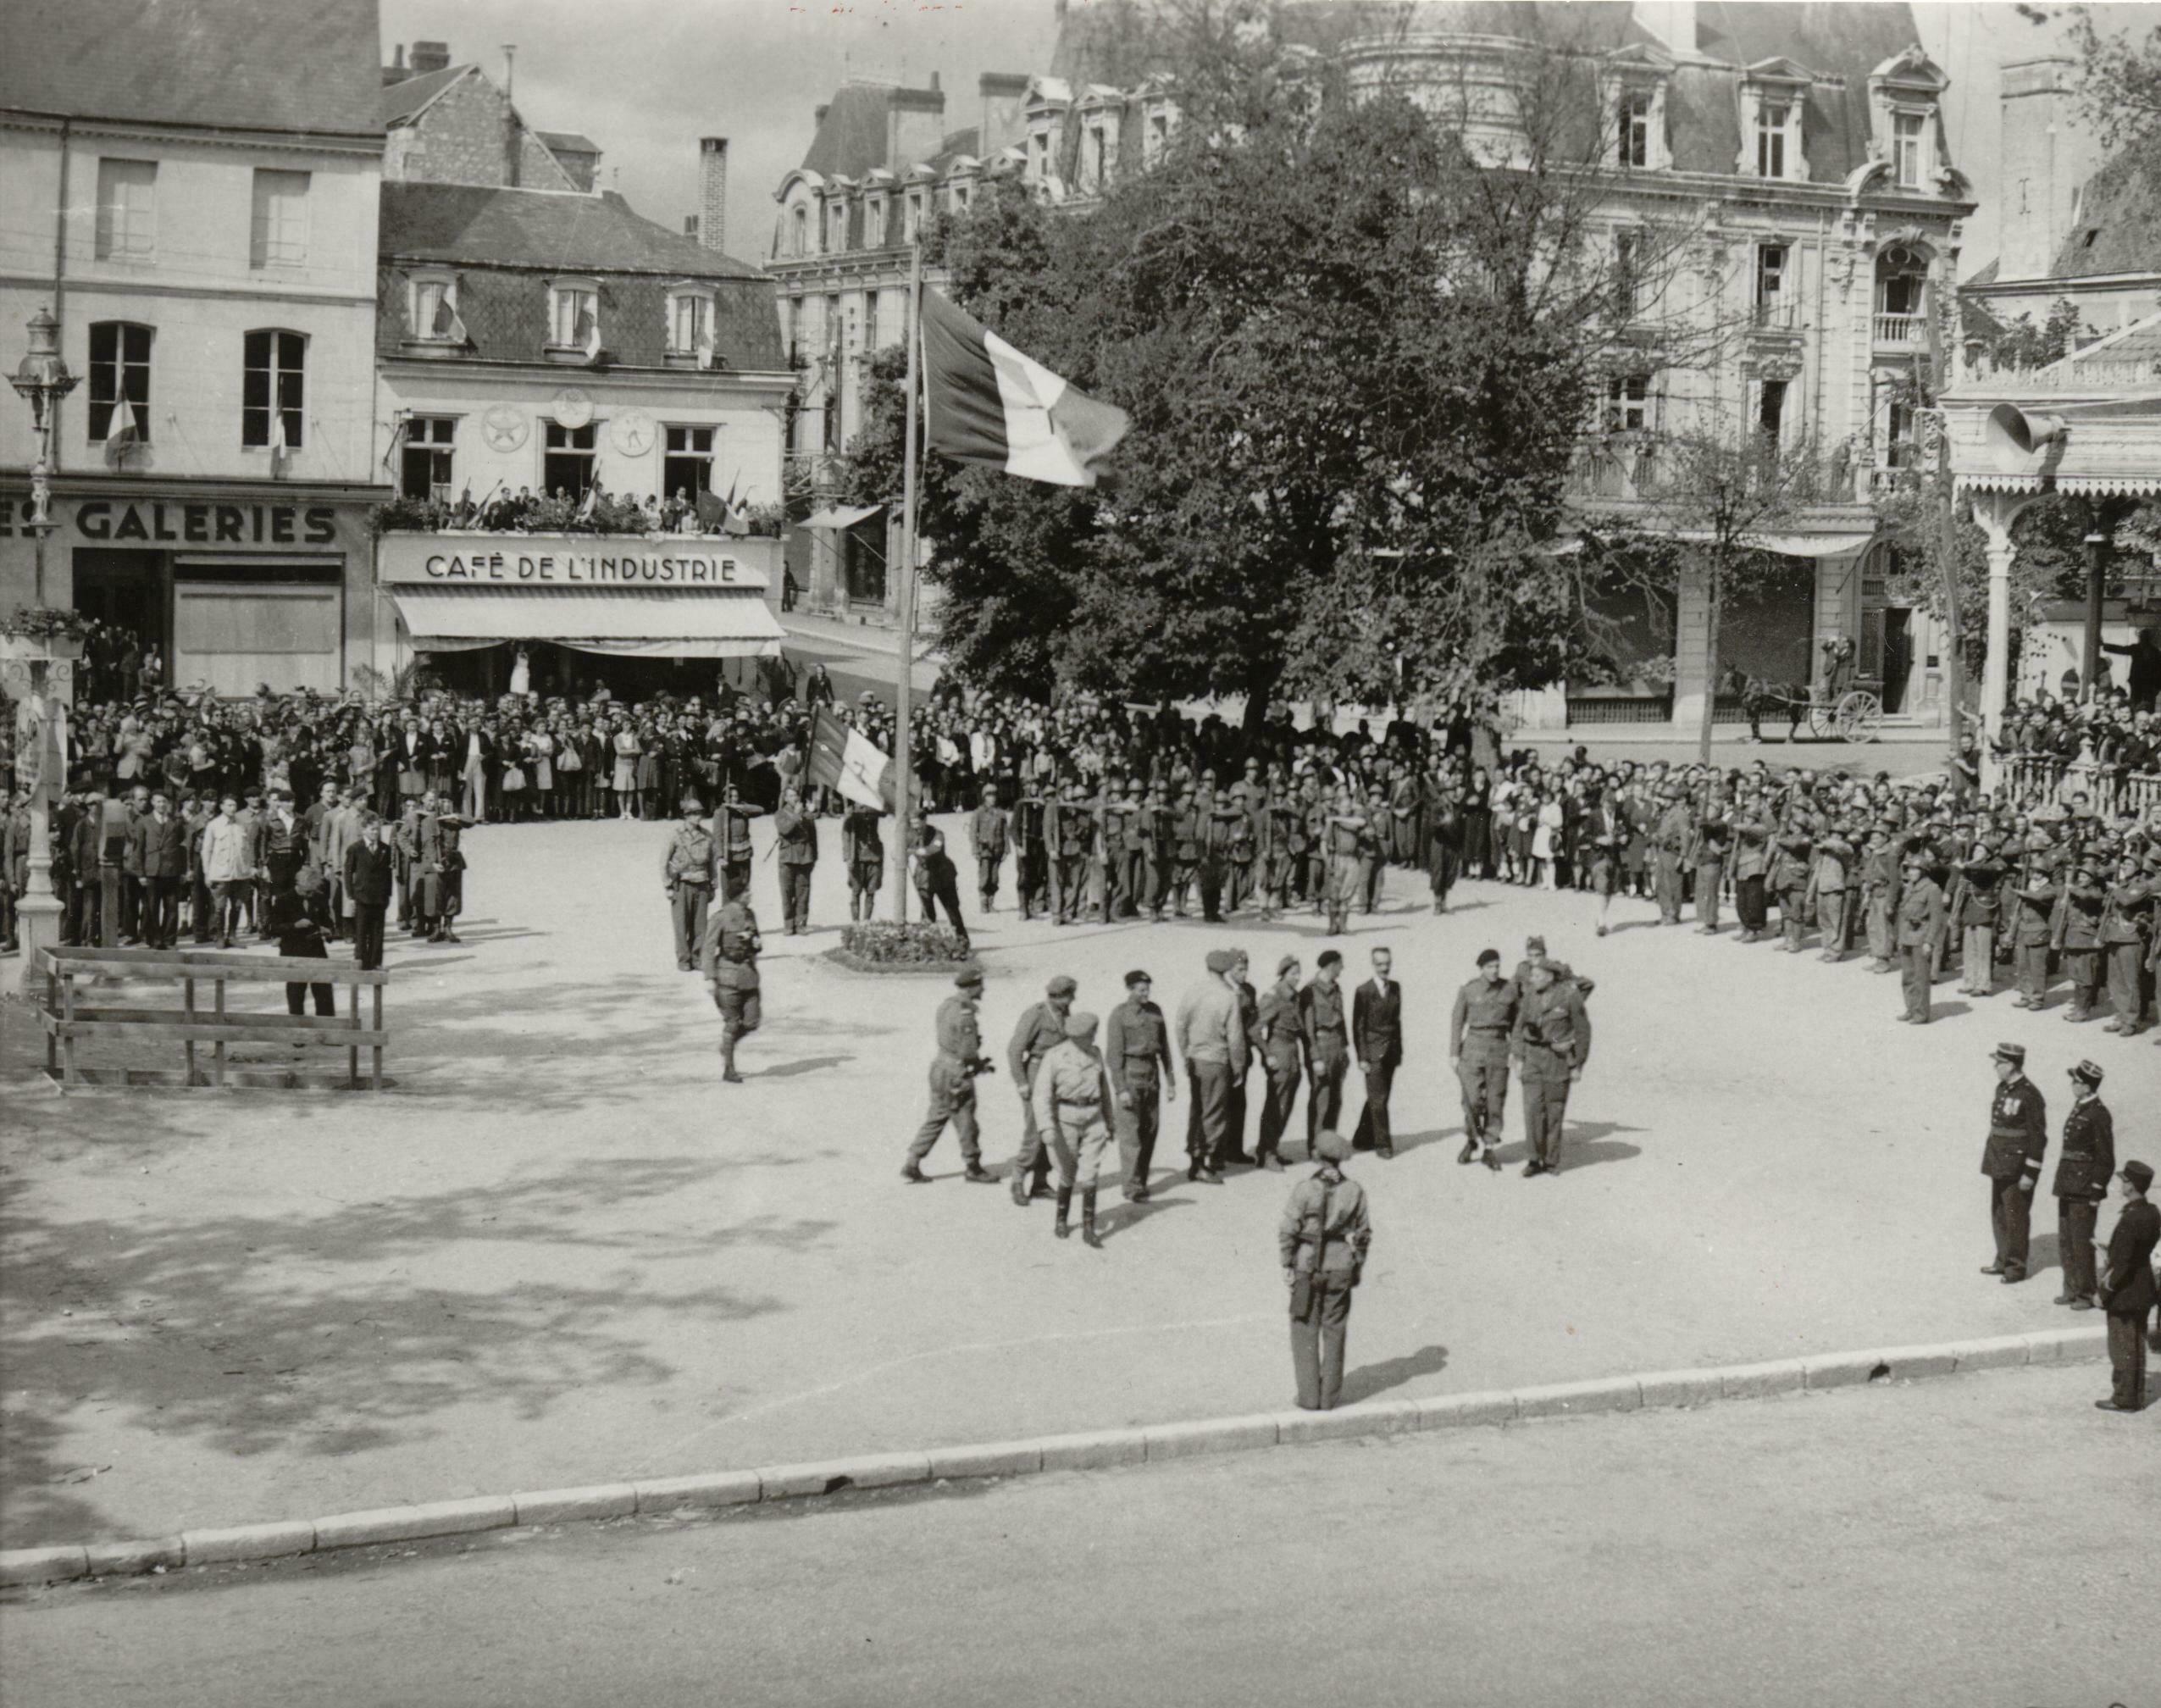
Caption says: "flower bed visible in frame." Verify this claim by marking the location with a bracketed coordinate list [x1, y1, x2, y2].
[825, 921, 978, 975]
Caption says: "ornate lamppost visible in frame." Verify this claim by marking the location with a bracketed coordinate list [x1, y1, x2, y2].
[6, 307, 80, 997]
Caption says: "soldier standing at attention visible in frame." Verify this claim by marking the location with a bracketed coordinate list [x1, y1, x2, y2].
[1007, 975, 1078, 1206]
[1279, 1129, 1372, 1411]
[1254, 957, 1305, 1172]
[2052, 861, 2107, 1022]
[1979, 1042, 2047, 1284]
[1512, 959, 1591, 1177]
[2053, 1060, 2114, 1311]
[1298, 949, 1351, 1153]
[842, 799, 884, 923]
[1033, 1010, 1116, 1246]
[1860, 822, 1901, 973]
[1953, 841, 2003, 998]
[2099, 851, 2152, 1034]
[1322, 789, 1366, 936]
[1772, 820, 1814, 951]
[1814, 818, 1855, 962]
[711, 786, 766, 904]
[662, 794, 717, 971]
[2009, 850, 2059, 1009]
[773, 783, 817, 936]
[902, 968, 995, 1185]
[969, 783, 1010, 915]
[700, 888, 763, 1084]
[2096, 1159, 2158, 1411]
[1105, 970, 1176, 1202]
[1013, 780, 1050, 921]
[1652, 786, 1690, 925]
[1895, 851, 1947, 1024]
[1449, 949, 1515, 1171]
[1687, 801, 1731, 934]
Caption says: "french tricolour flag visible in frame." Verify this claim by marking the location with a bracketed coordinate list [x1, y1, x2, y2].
[921, 288, 1128, 489]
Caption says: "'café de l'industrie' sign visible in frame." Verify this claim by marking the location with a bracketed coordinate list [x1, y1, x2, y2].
[374, 532, 770, 590]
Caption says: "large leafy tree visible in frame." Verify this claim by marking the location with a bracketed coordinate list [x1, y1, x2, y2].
[846, 5, 1663, 725]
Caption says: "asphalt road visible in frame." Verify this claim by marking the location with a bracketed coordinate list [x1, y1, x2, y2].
[3, 1364, 2153, 1708]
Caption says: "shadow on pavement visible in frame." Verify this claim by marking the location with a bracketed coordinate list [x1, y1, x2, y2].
[1339, 1342, 1449, 1405]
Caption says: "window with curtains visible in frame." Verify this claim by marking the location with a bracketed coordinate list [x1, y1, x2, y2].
[249, 169, 310, 268]
[241, 329, 305, 448]
[87, 322, 152, 442]
[549, 283, 599, 350]
[400, 416, 455, 500]
[668, 291, 713, 356]
[1893, 114, 1925, 189]
[95, 158, 157, 260]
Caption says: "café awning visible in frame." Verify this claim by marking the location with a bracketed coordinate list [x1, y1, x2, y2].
[800, 503, 884, 530]
[391, 585, 784, 658]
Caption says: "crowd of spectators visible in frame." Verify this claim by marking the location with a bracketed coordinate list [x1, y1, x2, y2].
[374, 482, 782, 540]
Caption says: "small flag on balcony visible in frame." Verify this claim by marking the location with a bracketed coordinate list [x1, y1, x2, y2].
[575, 304, 601, 363]
[431, 291, 468, 344]
[380, 413, 407, 475]
[806, 707, 894, 812]
[103, 396, 141, 468]
[696, 325, 717, 371]
[269, 409, 290, 475]
[920, 287, 1128, 488]
[575, 483, 598, 524]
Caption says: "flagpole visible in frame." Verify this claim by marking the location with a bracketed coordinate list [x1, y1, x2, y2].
[890, 240, 922, 924]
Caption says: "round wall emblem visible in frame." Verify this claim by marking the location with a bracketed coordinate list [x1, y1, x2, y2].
[551, 387, 594, 430]
[611, 410, 657, 459]
[481, 406, 529, 453]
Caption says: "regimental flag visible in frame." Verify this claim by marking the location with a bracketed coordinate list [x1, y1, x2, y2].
[806, 706, 895, 812]
[575, 303, 601, 363]
[431, 291, 468, 345]
[575, 483, 599, 524]
[269, 408, 290, 474]
[104, 396, 141, 468]
[380, 413, 407, 476]
[920, 287, 1129, 488]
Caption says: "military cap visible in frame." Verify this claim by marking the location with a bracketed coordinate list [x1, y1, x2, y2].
[1313, 1129, 1353, 1162]
[1525, 934, 1547, 952]
[954, 968, 984, 990]
[1990, 1042, 2025, 1067]
[680, 795, 706, 814]
[1477, 948, 1501, 967]
[2070, 1060, 2103, 1089]
[1125, 969, 1151, 989]
[1204, 949, 1235, 973]
[1064, 1010, 1099, 1041]
[2122, 1160, 2154, 1193]
[1277, 956, 1299, 976]
[1047, 974, 1078, 999]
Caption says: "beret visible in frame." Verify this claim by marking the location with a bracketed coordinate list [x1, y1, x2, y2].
[1204, 949, 1235, 973]
[1047, 974, 1078, 998]
[954, 968, 984, 989]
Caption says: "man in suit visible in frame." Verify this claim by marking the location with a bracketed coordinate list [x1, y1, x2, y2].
[129, 790, 187, 949]
[1512, 959, 1591, 1177]
[342, 812, 396, 972]
[1979, 1041, 2047, 1285]
[1349, 946, 1402, 1159]
[2097, 1159, 2158, 1411]
[2053, 1059, 2115, 1311]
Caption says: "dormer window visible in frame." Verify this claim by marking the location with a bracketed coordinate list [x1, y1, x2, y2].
[1618, 91, 1651, 169]
[826, 198, 848, 254]
[791, 204, 809, 258]
[1868, 48, 1948, 197]
[1740, 62, 1810, 182]
[1893, 113, 1924, 189]
[1756, 103, 1792, 178]
[1083, 122, 1110, 192]
[865, 192, 887, 247]
[904, 189, 925, 243]
[668, 286, 716, 362]
[409, 273, 463, 344]
[1029, 130, 1052, 182]
[548, 280, 600, 358]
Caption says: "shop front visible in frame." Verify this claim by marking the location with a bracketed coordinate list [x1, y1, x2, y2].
[377, 531, 787, 701]
[0, 480, 380, 700]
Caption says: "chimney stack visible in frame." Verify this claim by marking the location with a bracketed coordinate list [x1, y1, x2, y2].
[410, 39, 451, 75]
[384, 42, 408, 86]
[699, 136, 729, 252]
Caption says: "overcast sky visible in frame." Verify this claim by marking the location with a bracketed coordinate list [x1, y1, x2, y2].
[377, 1, 2160, 276]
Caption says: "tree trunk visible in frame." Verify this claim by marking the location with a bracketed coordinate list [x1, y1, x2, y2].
[1240, 665, 1277, 736]
[1696, 552, 1723, 767]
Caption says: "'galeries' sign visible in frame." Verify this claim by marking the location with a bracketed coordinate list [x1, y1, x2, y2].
[375, 532, 769, 590]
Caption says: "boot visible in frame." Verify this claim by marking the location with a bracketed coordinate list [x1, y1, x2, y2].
[1011, 1168, 1031, 1207]
[722, 1037, 743, 1084]
[1081, 1188, 1102, 1248]
[1054, 1186, 1073, 1239]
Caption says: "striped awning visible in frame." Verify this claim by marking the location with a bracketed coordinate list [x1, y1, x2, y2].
[391, 585, 784, 659]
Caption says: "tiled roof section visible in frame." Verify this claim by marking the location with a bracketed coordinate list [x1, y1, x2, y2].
[381, 63, 471, 128]
[923, 127, 982, 175]
[380, 181, 766, 280]
[0, 0, 383, 135]
[2053, 142, 2161, 279]
[377, 263, 784, 372]
[799, 83, 900, 179]
[539, 130, 600, 156]
[1964, 258, 2001, 291]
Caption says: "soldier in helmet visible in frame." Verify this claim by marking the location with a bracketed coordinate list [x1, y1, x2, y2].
[700, 884, 762, 1084]
[661, 793, 717, 972]
[1033, 1009, 1116, 1246]
[1278, 1128, 1373, 1411]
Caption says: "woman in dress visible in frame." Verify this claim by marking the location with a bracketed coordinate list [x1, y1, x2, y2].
[528, 722, 555, 820]
[611, 719, 640, 820]
[1533, 790, 1564, 890]
[634, 718, 662, 820]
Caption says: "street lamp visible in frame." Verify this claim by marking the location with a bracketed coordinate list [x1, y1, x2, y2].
[11, 305, 79, 607]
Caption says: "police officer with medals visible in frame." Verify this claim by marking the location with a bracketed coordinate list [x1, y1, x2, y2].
[2053, 1059, 2114, 1310]
[1979, 1041, 2047, 1284]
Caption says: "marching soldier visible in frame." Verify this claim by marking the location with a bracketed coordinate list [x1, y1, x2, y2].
[1105, 969, 1176, 1201]
[1449, 948, 1515, 1171]
[1033, 1010, 1117, 1245]
[1007, 974, 1078, 1206]
[1894, 850, 1946, 1024]
[1254, 956, 1305, 1171]
[1979, 1041, 2047, 1285]
[699, 886, 762, 1084]
[2053, 1059, 2114, 1311]
[968, 782, 1010, 915]
[1278, 1129, 1373, 1411]
[902, 967, 995, 1184]
[1512, 958, 1591, 1177]
[2096, 1159, 2157, 1412]
[661, 793, 718, 971]
[711, 785, 765, 904]
[842, 799, 884, 923]
[773, 782, 817, 935]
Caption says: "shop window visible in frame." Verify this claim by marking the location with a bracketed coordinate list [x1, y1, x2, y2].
[249, 169, 310, 269]
[95, 158, 157, 261]
[400, 415, 456, 501]
[663, 424, 716, 502]
[543, 420, 597, 498]
[241, 329, 306, 449]
[87, 321, 152, 442]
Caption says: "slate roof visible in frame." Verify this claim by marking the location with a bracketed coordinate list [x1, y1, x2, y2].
[2052, 141, 2161, 279]
[0, 0, 382, 136]
[380, 63, 471, 128]
[380, 182, 765, 281]
[538, 130, 600, 157]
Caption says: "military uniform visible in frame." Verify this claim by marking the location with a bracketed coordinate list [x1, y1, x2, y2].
[2009, 862, 2059, 1006]
[699, 896, 762, 1081]
[1013, 791, 1050, 920]
[662, 818, 718, 969]
[1686, 811, 1731, 932]
[1449, 972, 1518, 1164]
[1166, 796, 1202, 918]
[2051, 866, 2106, 1020]
[773, 801, 817, 934]
[1813, 829, 1854, 960]
[1896, 868, 1945, 1023]
[1033, 1025, 1115, 1242]
[1278, 1151, 1373, 1411]
[1771, 828, 1813, 951]
[969, 800, 1010, 912]
[1979, 1060, 2047, 1282]
[842, 804, 884, 923]
[1512, 978, 1591, 1173]
[1323, 810, 1364, 935]
[1105, 991, 1174, 1199]
[1953, 853, 2000, 995]
[1254, 973, 1305, 1166]
[1007, 993, 1072, 1203]
[1298, 979, 1350, 1148]
[906, 983, 989, 1176]
[1653, 797, 1691, 923]
[2099, 874, 2152, 1034]
[2053, 1088, 2114, 1306]
[2099, 1179, 2158, 1411]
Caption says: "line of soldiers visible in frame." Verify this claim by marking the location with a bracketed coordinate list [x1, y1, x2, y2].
[1594, 772, 2160, 1034]
[899, 935, 1599, 1243]
[658, 784, 820, 971]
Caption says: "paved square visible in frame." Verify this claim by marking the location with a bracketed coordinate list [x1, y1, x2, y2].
[3, 813, 2155, 1549]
